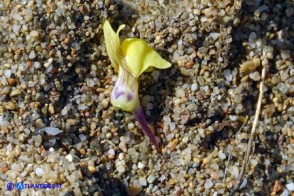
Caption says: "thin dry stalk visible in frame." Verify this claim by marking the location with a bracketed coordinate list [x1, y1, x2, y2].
[230, 66, 266, 194]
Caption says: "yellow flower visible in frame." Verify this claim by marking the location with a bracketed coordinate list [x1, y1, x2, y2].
[103, 20, 171, 153]
[103, 20, 171, 78]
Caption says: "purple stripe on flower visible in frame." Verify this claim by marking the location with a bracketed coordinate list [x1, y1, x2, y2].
[114, 89, 124, 99]
[127, 93, 133, 102]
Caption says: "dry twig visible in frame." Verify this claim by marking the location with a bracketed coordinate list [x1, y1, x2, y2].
[230, 66, 267, 194]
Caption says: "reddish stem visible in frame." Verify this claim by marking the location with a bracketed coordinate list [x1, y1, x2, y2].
[134, 105, 161, 153]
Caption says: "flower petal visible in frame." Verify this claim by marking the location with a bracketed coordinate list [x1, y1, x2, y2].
[121, 38, 171, 77]
[103, 20, 125, 71]
[111, 67, 139, 112]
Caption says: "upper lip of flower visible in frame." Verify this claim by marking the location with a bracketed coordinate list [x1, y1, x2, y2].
[103, 20, 171, 78]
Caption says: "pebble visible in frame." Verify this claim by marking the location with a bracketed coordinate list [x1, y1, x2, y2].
[286, 183, 294, 191]
[4, 70, 12, 78]
[176, 88, 185, 98]
[147, 175, 156, 183]
[30, 30, 39, 40]
[281, 190, 289, 196]
[223, 69, 232, 81]
[66, 154, 73, 162]
[240, 58, 260, 73]
[249, 71, 261, 81]
[204, 179, 213, 189]
[88, 166, 96, 174]
[139, 177, 147, 186]
[101, 99, 109, 108]
[10, 89, 21, 97]
[29, 50, 36, 59]
[209, 32, 220, 41]
[229, 166, 239, 178]
[44, 127, 63, 136]
[273, 180, 282, 193]
[137, 162, 145, 169]
[5, 101, 16, 110]
[35, 167, 45, 177]
[218, 151, 226, 160]
[191, 83, 198, 91]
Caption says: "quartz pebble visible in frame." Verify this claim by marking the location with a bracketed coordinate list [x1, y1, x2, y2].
[35, 167, 44, 177]
[286, 183, 294, 191]
[204, 179, 213, 189]
[139, 177, 147, 186]
[218, 151, 226, 160]
[44, 127, 63, 136]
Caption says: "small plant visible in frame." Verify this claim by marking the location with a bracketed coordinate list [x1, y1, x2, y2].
[103, 20, 171, 153]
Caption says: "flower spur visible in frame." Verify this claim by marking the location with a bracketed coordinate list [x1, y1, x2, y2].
[103, 20, 171, 153]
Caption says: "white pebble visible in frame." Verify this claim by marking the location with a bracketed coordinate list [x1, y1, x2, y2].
[249, 71, 261, 81]
[28, 81, 34, 87]
[166, 133, 174, 140]
[137, 162, 145, 169]
[282, 189, 289, 196]
[6, 143, 12, 152]
[229, 115, 237, 121]
[108, 149, 115, 156]
[4, 70, 11, 78]
[66, 154, 73, 162]
[209, 32, 220, 41]
[176, 88, 185, 98]
[173, 52, 180, 61]
[29, 50, 36, 59]
[223, 69, 232, 81]
[286, 182, 294, 191]
[139, 177, 147, 186]
[61, 107, 68, 115]
[229, 166, 239, 178]
[44, 58, 53, 68]
[240, 178, 248, 189]
[249, 32, 257, 42]
[33, 61, 41, 69]
[158, 174, 166, 182]
[277, 82, 288, 94]
[218, 151, 226, 159]
[79, 134, 87, 142]
[12, 13, 23, 20]
[191, 83, 198, 91]
[116, 165, 125, 173]
[35, 167, 44, 177]
[44, 127, 63, 136]
[147, 175, 155, 183]
[204, 179, 213, 189]
[163, 115, 171, 126]
[170, 122, 176, 131]
[13, 24, 21, 33]
[0, 115, 8, 126]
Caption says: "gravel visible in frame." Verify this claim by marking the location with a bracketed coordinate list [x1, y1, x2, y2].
[0, 0, 293, 195]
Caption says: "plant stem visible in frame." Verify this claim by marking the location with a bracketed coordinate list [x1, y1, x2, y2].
[134, 104, 161, 153]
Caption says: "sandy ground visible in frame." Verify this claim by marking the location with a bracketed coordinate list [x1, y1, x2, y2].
[0, 0, 293, 195]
